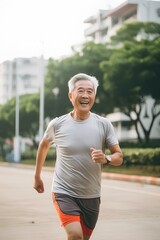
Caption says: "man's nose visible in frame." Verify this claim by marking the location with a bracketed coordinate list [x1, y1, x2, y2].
[82, 91, 89, 97]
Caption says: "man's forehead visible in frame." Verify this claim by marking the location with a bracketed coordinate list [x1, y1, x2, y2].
[75, 80, 94, 89]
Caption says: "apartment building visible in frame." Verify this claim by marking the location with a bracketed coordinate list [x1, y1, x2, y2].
[84, 0, 160, 141]
[84, 0, 160, 43]
[0, 57, 46, 105]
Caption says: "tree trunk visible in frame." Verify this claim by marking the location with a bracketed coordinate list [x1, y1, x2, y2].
[0, 141, 6, 160]
[134, 120, 142, 142]
[135, 101, 160, 143]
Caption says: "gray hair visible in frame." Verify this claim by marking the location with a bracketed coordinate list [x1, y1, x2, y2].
[68, 73, 99, 93]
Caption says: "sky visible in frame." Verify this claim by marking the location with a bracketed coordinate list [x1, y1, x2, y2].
[0, 0, 124, 63]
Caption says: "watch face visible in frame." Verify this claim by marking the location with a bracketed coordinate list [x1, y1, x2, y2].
[106, 155, 111, 162]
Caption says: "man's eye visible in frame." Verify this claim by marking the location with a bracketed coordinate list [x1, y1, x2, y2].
[78, 90, 84, 93]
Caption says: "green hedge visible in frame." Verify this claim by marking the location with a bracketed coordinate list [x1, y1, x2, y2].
[122, 148, 160, 166]
[21, 147, 160, 166]
[21, 147, 56, 161]
[120, 140, 160, 148]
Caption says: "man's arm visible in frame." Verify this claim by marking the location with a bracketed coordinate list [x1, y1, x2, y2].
[106, 144, 123, 166]
[33, 138, 50, 193]
[90, 144, 123, 166]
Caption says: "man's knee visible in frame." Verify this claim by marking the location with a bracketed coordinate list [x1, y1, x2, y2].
[64, 222, 83, 240]
[68, 231, 83, 240]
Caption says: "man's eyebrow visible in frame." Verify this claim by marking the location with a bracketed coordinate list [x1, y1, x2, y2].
[77, 87, 94, 90]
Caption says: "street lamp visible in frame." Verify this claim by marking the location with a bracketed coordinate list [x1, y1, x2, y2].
[14, 66, 20, 162]
[39, 54, 45, 141]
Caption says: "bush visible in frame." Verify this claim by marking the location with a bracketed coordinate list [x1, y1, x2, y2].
[21, 146, 56, 161]
[21, 149, 37, 160]
[122, 148, 160, 166]
[120, 140, 160, 148]
[21, 147, 160, 167]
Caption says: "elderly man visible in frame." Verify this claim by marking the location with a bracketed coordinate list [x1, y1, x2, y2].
[34, 73, 123, 240]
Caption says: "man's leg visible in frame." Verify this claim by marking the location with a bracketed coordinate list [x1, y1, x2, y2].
[80, 217, 93, 240]
[64, 222, 83, 240]
[83, 236, 90, 240]
[52, 193, 96, 239]
[64, 222, 91, 240]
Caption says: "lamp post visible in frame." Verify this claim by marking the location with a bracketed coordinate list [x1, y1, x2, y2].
[14, 64, 20, 162]
[39, 44, 45, 141]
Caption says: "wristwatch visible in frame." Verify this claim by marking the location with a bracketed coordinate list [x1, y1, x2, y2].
[105, 155, 112, 164]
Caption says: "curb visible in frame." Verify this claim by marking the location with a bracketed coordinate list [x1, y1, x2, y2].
[101, 172, 160, 186]
[1, 162, 160, 186]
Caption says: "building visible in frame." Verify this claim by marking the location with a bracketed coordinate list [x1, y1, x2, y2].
[0, 57, 46, 105]
[107, 112, 137, 141]
[84, 0, 160, 142]
[84, 0, 160, 44]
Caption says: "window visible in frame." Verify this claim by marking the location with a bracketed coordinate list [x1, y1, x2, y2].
[112, 17, 119, 26]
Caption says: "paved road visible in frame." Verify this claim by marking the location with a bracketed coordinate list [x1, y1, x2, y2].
[0, 165, 160, 240]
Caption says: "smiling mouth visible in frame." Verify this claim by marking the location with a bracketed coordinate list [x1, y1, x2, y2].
[80, 101, 89, 105]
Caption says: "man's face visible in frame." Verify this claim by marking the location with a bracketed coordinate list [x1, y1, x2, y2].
[68, 80, 96, 113]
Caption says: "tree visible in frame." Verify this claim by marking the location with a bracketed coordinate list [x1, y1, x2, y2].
[18, 94, 40, 146]
[101, 22, 160, 142]
[0, 98, 16, 159]
[0, 104, 14, 159]
[0, 42, 113, 154]
[0, 99, 15, 138]
[111, 21, 160, 43]
[0, 93, 40, 152]
[45, 42, 113, 117]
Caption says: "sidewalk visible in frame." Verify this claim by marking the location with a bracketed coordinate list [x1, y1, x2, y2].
[101, 172, 160, 186]
[1, 162, 160, 186]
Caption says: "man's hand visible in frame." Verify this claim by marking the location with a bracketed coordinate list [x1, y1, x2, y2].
[90, 147, 106, 164]
[91, 145, 123, 166]
[33, 176, 44, 193]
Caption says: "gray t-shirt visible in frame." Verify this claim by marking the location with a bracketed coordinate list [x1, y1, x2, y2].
[44, 112, 118, 198]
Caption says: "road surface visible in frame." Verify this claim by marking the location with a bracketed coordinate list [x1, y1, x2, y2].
[0, 165, 160, 240]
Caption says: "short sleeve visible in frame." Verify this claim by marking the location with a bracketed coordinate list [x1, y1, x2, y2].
[43, 118, 58, 144]
[105, 120, 119, 148]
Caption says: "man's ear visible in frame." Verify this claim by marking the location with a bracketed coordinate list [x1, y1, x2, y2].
[68, 92, 72, 101]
